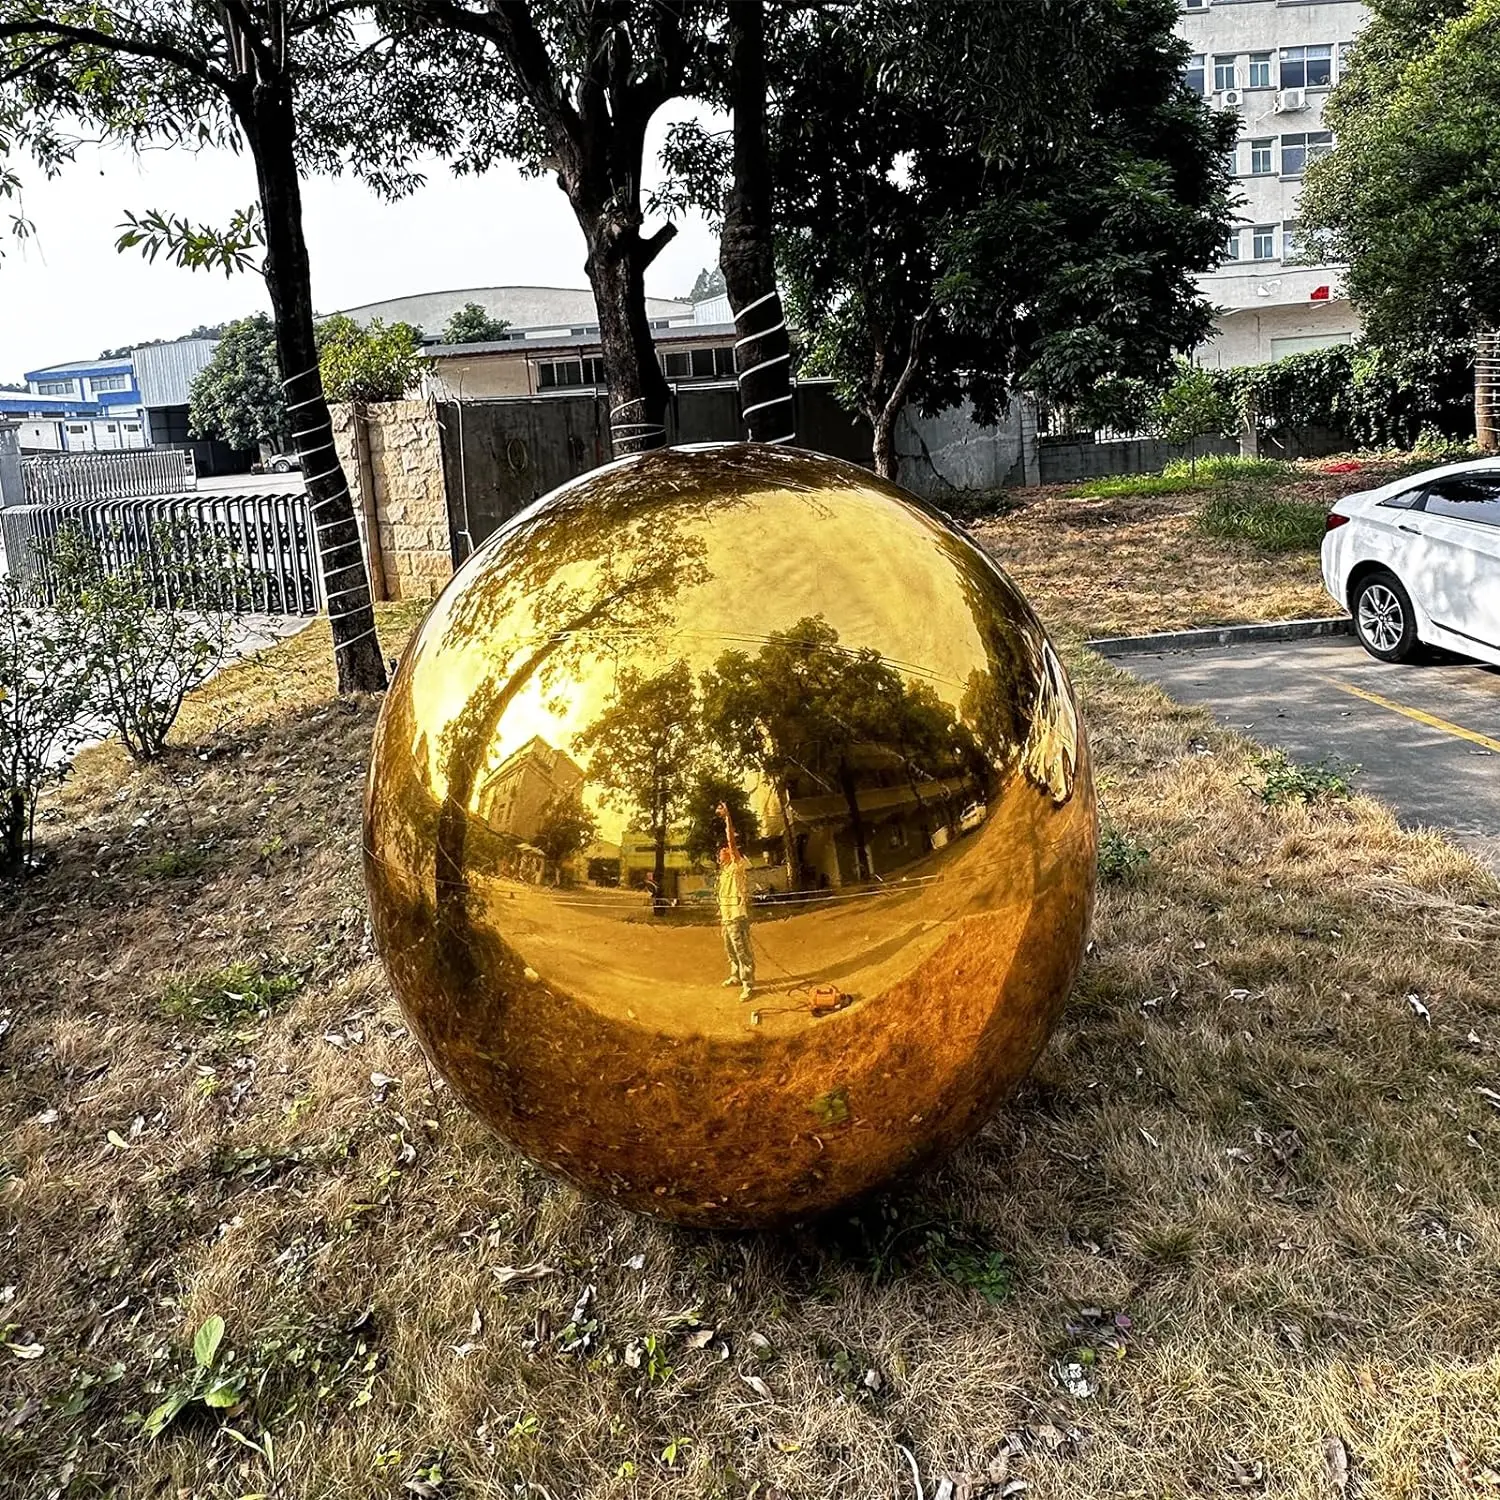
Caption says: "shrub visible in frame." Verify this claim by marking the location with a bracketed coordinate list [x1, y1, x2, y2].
[1149, 364, 1237, 472]
[1197, 487, 1329, 551]
[0, 575, 96, 876]
[1213, 337, 1475, 452]
[49, 525, 234, 762]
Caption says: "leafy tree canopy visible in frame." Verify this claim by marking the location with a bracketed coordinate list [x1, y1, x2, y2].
[317, 315, 425, 405]
[188, 313, 283, 450]
[441, 302, 511, 344]
[688, 265, 725, 301]
[664, 0, 1235, 472]
[1299, 0, 1500, 346]
[1150, 363, 1237, 469]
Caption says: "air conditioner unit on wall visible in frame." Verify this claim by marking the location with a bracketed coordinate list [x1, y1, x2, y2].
[1220, 88, 1243, 107]
[1276, 88, 1307, 112]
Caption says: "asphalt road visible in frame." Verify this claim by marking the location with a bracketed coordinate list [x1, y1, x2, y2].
[1119, 633, 1500, 872]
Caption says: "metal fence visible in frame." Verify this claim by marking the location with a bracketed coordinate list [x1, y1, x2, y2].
[20, 447, 196, 505]
[0, 491, 323, 616]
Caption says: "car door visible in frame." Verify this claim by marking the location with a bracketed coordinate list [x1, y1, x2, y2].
[1409, 472, 1500, 650]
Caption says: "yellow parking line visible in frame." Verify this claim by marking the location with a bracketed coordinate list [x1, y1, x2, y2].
[1334, 681, 1500, 753]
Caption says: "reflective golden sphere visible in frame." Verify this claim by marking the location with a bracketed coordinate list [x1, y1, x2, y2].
[364, 445, 1095, 1227]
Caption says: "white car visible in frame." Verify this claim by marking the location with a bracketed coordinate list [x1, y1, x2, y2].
[1322, 457, 1500, 666]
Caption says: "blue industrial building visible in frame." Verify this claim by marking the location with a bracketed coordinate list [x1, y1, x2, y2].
[18, 355, 147, 452]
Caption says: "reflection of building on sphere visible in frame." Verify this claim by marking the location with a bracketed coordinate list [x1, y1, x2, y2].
[364, 444, 1097, 1227]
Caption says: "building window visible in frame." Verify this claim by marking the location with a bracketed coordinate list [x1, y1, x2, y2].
[66, 423, 87, 434]
[1252, 225, 1276, 260]
[1183, 0, 1207, 9]
[89, 373, 131, 393]
[661, 351, 693, 379]
[1281, 44, 1333, 90]
[1282, 221, 1301, 261]
[1223, 229, 1242, 262]
[1248, 52, 1272, 88]
[1185, 54, 1205, 94]
[1281, 131, 1334, 176]
[1214, 55, 1237, 91]
[124, 421, 141, 432]
[1337, 40, 1354, 79]
[37, 380, 73, 396]
[1249, 139, 1274, 175]
[714, 346, 738, 378]
[1223, 145, 1239, 176]
[536, 356, 605, 389]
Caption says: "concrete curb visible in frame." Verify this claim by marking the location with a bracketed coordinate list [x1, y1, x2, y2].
[1087, 615, 1353, 658]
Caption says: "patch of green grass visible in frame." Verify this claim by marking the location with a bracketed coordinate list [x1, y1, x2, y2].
[1197, 487, 1329, 551]
[1066, 455, 1294, 500]
[137, 843, 209, 879]
[159, 959, 300, 1027]
[1252, 750, 1356, 806]
[1162, 454, 1292, 484]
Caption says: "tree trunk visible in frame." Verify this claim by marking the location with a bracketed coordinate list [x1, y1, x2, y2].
[653, 814, 668, 914]
[871, 404, 899, 480]
[720, 0, 794, 446]
[580, 208, 676, 458]
[243, 82, 386, 693]
[837, 758, 870, 882]
[3, 788, 23, 878]
[1476, 326, 1499, 453]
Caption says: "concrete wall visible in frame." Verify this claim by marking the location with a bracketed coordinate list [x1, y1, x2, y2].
[895, 398, 1039, 495]
[330, 401, 453, 601]
[1037, 433, 1240, 485]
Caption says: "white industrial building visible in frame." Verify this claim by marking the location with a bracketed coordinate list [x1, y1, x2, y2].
[1179, 0, 1366, 367]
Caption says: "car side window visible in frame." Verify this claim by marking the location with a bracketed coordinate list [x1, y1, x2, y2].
[1422, 474, 1500, 527]
[1377, 488, 1425, 510]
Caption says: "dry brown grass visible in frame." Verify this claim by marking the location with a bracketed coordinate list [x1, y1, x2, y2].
[971, 459, 1419, 639]
[4, 567, 1500, 1498]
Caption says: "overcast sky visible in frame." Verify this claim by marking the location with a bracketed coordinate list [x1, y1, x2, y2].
[0, 105, 719, 383]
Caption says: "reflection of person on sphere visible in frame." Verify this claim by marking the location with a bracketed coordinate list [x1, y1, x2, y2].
[716, 801, 755, 1000]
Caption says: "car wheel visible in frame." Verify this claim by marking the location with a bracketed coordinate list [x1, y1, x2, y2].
[1352, 569, 1421, 663]
[272, 457, 291, 473]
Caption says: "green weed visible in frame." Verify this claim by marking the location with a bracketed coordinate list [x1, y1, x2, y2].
[1253, 751, 1356, 805]
[1098, 823, 1150, 883]
[159, 960, 300, 1027]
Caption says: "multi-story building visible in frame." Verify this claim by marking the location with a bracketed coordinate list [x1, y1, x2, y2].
[1178, 0, 1367, 368]
[19, 355, 147, 451]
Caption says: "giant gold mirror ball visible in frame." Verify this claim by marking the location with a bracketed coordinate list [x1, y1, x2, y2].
[364, 444, 1096, 1228]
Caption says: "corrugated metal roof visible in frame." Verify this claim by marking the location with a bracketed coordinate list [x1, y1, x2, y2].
[23, 354, 134, 377]
[337, 285, 692, 338]
[426, 322, 738, 358]
[133, 339, 218, 407]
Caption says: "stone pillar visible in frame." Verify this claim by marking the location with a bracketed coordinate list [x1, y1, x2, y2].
[0, 422, 23, 509]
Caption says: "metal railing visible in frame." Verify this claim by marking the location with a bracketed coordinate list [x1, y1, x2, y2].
[20, 447, 196, 505]
[1, 491, 323, 616]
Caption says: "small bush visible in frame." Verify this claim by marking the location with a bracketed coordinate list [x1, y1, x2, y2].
[1252, 751, 1356, 805]
[1197, 488, 1329, 551]
[1098, 823, 1150, 883]
[160, 960, 300, 1027]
